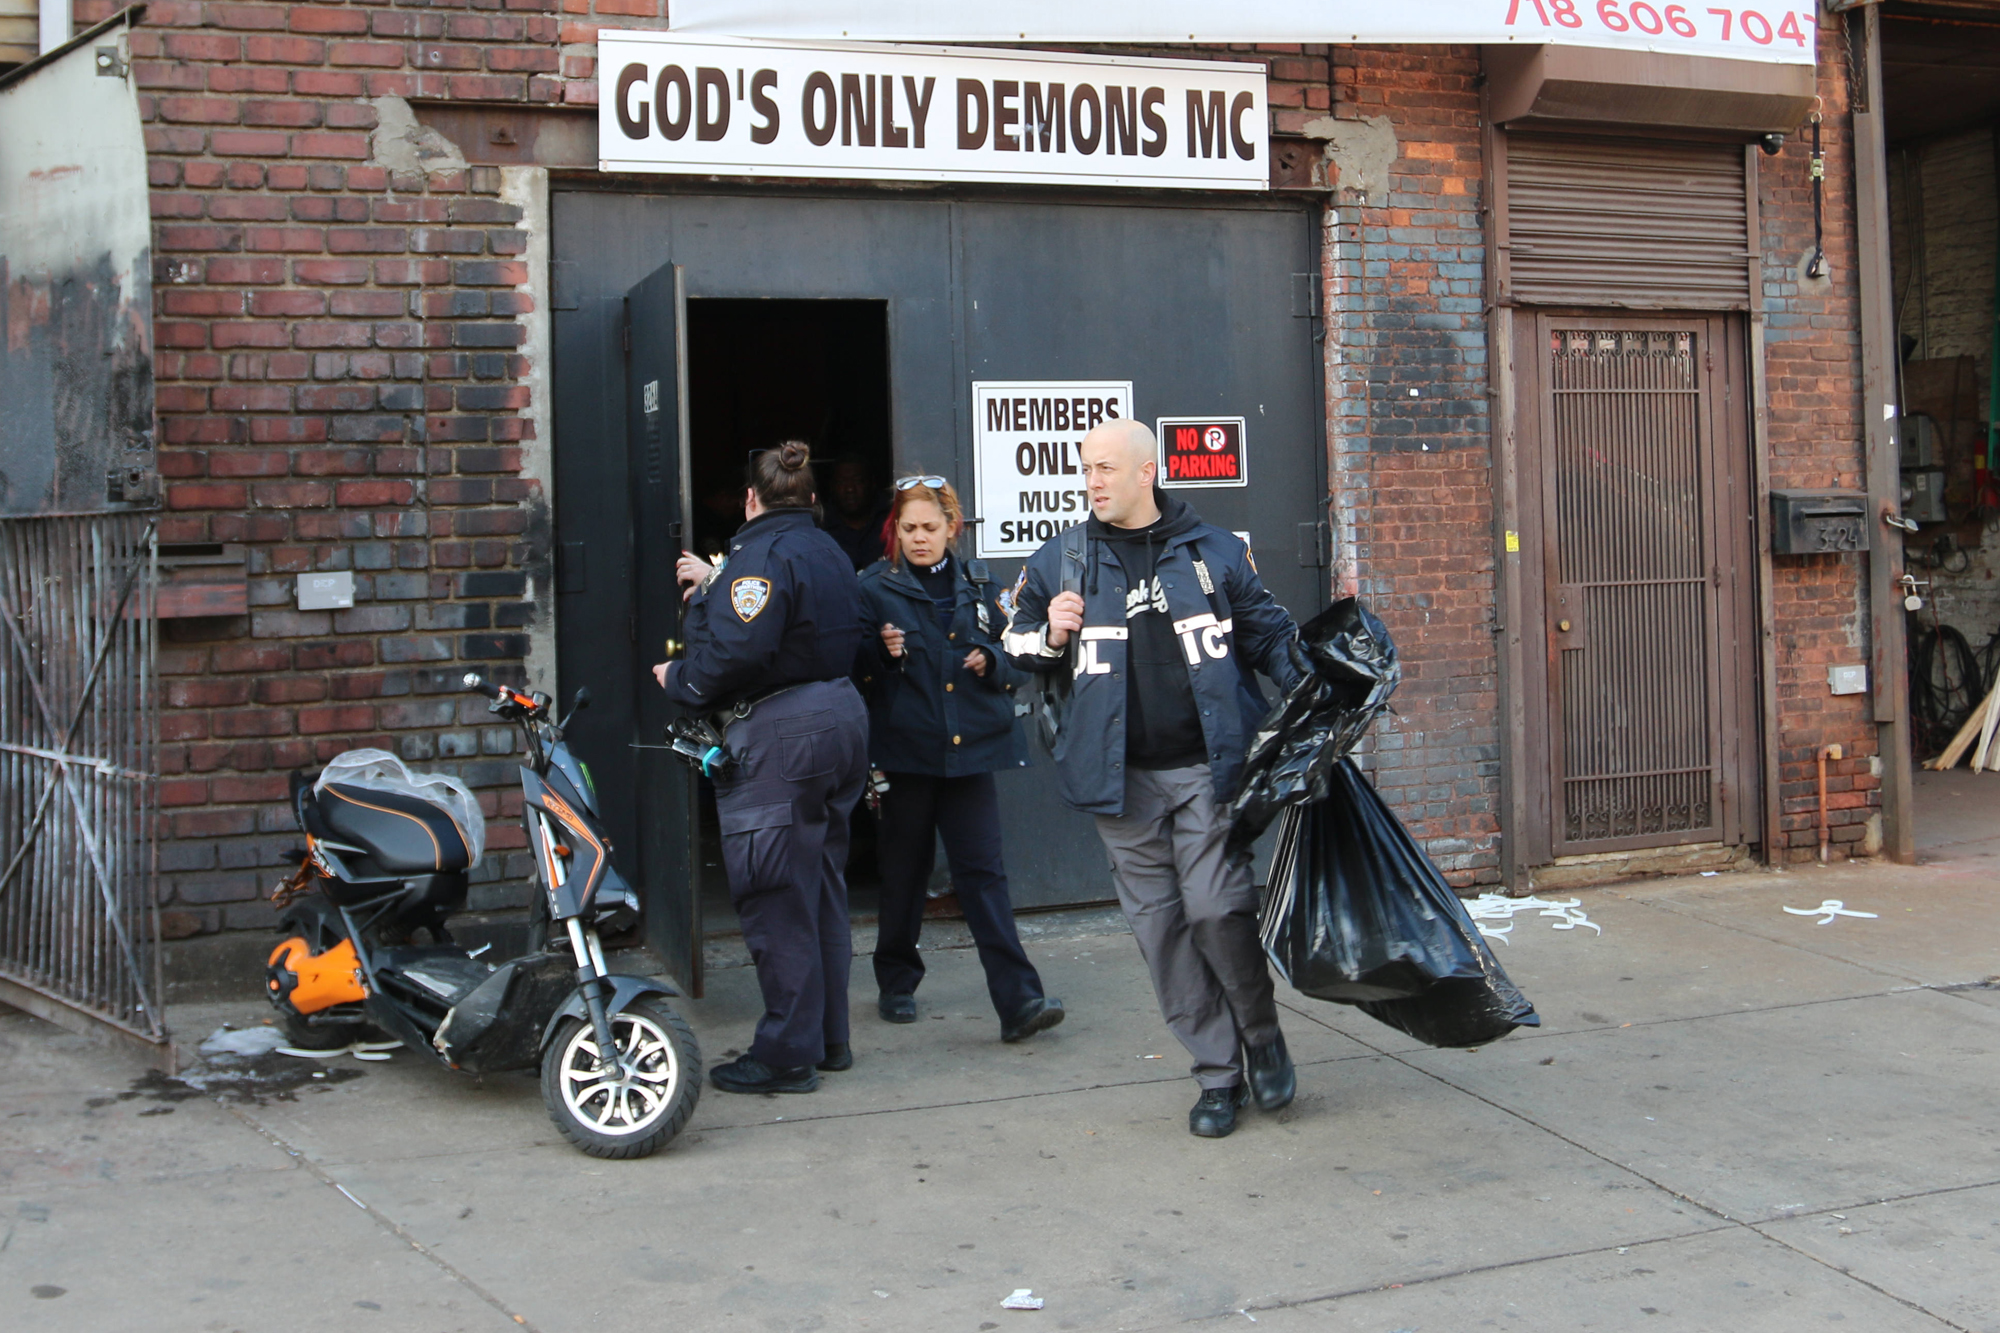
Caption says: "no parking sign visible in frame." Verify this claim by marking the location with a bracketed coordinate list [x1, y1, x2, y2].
[1157, 416, 1246, 488]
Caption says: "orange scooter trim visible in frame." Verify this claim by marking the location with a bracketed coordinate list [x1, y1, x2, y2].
[267, 936, 368, 1014]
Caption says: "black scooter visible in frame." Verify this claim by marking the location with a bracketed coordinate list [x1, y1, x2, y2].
[263, 672, 700, 1159]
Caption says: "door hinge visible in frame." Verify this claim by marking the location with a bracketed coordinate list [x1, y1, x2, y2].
[1296, 521, 1329, 568]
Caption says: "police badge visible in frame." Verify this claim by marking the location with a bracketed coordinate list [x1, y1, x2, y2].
[730, 576, 771, 621]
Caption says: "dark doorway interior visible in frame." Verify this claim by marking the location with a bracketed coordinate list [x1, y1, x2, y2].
[685, 299, 894, 561]
[682, 298, 895, 934]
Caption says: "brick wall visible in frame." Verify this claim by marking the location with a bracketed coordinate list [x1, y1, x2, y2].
[85, 0, 1882, 958]
[1759, 26, 1880, 861]
[88, 0, 1351, 959]
[1324, 45, 1502, 888]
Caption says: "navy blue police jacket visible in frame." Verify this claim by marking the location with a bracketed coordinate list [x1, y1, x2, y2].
[1001, 509, 1301, 817]
[664, 507, 863, 713]
[852, 557, 1031, 778]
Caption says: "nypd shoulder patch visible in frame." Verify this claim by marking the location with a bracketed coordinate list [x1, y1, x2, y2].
[730, 576, 771, 622]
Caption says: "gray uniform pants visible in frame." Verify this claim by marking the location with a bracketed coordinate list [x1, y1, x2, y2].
[1094, 765, 1281, 1089]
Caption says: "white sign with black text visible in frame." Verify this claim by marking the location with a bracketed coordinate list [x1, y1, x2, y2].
[972, 381, 1132, 559]
[597, 32, 1267, 189]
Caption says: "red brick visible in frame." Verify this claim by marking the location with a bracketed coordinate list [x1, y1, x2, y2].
[240, 100, 325, 128]
[245, 34, 327, 64]
[335, 480, 417, 506]
[249, 290, 329, 317]
[329, 41, 406, 68]
[168, 482, 247, 509]
[206, 256, 287, 284]
[207, 66, 292, 94]
[299, 705, 376, 734]
[292, 69, 367, 97]
[290, 6, 370, 34]
[163, 31, 242, 61]
[252, 481, 335, 508]
[156, 96, 239, 124]
[210, 129, 293, 157]
[292, 132, 372, 159]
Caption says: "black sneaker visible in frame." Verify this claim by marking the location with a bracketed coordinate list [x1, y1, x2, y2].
[1189, 1083, 1250, 1138]
[816, 1042, 853, 1072]
[709, 1055, 818, 1095]
[1000, 997, 1066, 1043]
[879, 993, 917, 1024]
[1244, 1032, 1296, 1112]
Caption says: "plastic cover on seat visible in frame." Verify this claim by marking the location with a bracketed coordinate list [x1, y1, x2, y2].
[315, 749, 486, 864]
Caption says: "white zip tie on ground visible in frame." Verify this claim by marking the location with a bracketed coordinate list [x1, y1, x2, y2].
[277, 1040, 403, 1061]
[1783, 899, 1878, 925]
[1464, 894, 1602, 943]
[1001, 1289, 1045, 1310]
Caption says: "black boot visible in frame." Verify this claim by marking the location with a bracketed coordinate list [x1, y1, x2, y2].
[816, 1042, 853, 1072]
[709, 1055, 818, 1095]
[1000, 997, 1066, 1043]
[1245, 1032, 1296, 1112]
[1189, 1083, 1249, 1138]
[879, 993, 917, 1024]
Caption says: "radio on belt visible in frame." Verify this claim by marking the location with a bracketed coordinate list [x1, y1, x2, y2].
[1770, 489, 1869, 555]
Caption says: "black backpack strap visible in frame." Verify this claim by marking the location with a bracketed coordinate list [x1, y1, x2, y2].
[1059, 522, 1087, 596]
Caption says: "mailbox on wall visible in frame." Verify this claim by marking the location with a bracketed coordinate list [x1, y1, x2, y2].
[1770, 489, 1870, 555]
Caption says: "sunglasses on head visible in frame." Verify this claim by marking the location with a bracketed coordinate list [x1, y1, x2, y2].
[895, 475, 948, 491]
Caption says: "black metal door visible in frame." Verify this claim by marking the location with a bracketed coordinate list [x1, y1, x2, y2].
[953, 199, 1326, 903]
[621, 263, 700, 989]
[554, 189, 1324, 919]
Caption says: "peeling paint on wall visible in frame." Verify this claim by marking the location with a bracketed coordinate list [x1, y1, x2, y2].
[0, 20, 156, 516]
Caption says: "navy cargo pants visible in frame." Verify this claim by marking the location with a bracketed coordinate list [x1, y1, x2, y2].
[713, 679, 869, 1070]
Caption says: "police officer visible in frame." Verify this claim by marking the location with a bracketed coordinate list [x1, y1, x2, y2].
[654, 441, 868, 1095]
[1002, 418, 1302, 1138]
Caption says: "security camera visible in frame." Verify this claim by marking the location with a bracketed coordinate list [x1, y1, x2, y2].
[1759, 133, 1785, 155]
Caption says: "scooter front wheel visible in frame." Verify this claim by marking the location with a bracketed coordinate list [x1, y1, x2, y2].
[540, 997, 701, 1159]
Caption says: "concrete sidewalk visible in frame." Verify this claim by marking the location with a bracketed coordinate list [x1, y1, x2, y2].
[4, 827, 1999, 1332]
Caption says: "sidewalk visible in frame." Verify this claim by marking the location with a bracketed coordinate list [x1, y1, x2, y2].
[4, 811, 1998, 1332]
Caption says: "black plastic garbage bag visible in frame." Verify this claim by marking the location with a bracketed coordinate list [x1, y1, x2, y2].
[1260, 759, 1539, 1047]
[1227, 598, 1400, 853]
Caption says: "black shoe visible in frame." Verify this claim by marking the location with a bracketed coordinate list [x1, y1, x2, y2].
[1000, 997, 1066, 1044]
[1245, 1032, 1296, 1112]
[816, 1042, 853, 1072]
[1190, 1083, 1250, 1138]
[879, 993, 917, 1024]
[708, 1055, 818, 1095]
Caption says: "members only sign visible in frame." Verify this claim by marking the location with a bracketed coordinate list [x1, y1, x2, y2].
[973, 381, 1131, 559]
[598, 33, 1266, 189]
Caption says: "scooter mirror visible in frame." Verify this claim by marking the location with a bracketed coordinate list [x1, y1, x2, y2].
[571, 686, 591, 713]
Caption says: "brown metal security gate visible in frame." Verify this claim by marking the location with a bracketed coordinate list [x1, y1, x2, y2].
[0, 515, 165, 1063]
[1517, 315, 1758, 859]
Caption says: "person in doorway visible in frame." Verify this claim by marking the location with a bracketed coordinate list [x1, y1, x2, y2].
[654, 441, 869, 1095]
[852, 476, 1066, 1042]
[1000, 418, 1302, 1138]
[825, 456, 891, 571]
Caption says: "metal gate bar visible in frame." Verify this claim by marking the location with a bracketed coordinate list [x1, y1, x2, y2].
[0, 514, 165, 1065]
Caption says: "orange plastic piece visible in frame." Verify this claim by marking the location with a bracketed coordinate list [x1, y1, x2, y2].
[267, 936, 367, 1014]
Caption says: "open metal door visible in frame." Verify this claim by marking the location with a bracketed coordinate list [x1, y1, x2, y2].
[624, 264, 702, 994]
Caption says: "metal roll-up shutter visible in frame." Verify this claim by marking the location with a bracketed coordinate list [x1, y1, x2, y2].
[1504, 135, 1751, 309]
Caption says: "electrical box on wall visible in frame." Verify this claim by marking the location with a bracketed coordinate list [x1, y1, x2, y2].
[1771, 489, 1869, 555]
[1828, 664, 1868, 696]
[297, 571, 354, 610]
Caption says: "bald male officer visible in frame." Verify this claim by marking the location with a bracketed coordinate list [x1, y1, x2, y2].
[1001, 418, 1303, 1138]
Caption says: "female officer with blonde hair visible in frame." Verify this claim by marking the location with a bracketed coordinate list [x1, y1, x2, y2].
[852, 476, 1065, 1042]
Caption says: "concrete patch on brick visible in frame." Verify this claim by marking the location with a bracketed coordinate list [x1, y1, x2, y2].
[367, 95, 466, 178]
[1303, 113, 1396, 203]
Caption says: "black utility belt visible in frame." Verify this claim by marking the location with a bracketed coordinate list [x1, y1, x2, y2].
[706, 679, 832, 733]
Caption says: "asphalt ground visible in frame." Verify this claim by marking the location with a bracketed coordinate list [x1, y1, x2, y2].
[3, 768, 1996, 1332]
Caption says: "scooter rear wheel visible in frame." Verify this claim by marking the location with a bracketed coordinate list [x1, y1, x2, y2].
[540, 997, 700, 1159]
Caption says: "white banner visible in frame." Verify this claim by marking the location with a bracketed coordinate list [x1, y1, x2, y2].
[599, 33, 1268, 187]
[670, 2, 1819, 65]
[971, 381, 1131, 559]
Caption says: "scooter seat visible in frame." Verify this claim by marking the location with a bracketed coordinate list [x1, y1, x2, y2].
[317, 783, 474, 875]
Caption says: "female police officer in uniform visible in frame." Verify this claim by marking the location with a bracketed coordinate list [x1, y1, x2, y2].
[653, 441, 868, 1094]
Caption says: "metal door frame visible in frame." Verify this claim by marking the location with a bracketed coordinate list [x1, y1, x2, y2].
[1513, 311, 1762, 865]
